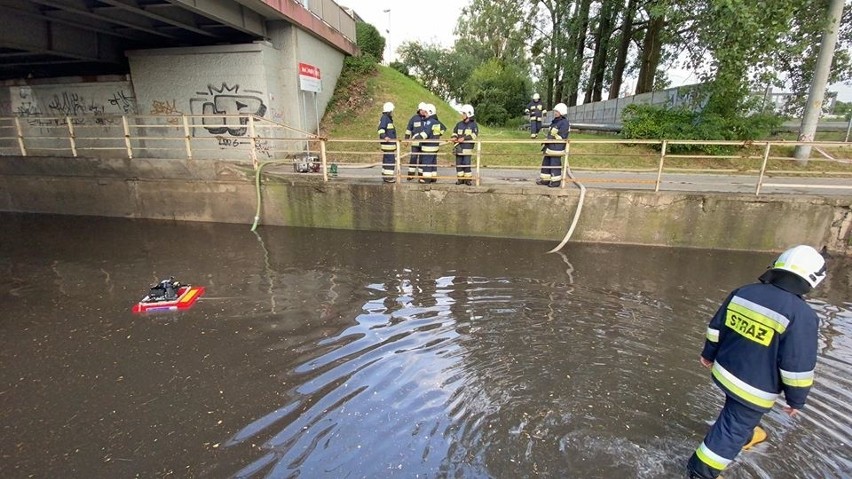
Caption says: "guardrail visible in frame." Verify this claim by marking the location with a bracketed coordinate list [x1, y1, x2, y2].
[1, 114, 850, 195]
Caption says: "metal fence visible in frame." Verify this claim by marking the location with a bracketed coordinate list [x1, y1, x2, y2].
[1, 114, 850, 196]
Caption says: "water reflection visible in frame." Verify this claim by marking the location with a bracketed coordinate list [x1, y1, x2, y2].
[0, 214, 849, 478]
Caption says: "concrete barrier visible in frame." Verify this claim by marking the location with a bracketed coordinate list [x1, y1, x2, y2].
[1, 156, 849, 255]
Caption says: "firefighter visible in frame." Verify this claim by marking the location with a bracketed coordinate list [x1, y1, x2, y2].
[404, 102, 427, 180]
[686, 245, 828, 479]
[525, 93, 545, 138]
[451, 104, 478, 185]
[415, 103, 445, 183]
[377, 102, 397, 183]
[537, 102, 569, 187]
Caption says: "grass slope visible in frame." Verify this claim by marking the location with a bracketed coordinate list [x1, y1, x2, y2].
[319, 65, 851, 173]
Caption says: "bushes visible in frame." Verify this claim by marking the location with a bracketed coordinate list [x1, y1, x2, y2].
[389, 61, 412, 78]
[463, 60, 530, 126]
[621, 104, 782, 154]
[326, 55, 378, 122]
[355, 22, 385, 61]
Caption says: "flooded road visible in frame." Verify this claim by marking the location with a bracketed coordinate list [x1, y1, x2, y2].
[1, 213, 850, 478]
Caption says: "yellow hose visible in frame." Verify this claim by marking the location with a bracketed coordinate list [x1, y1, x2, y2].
[250, 160, 291, 231]
[547, 162, 586, 254]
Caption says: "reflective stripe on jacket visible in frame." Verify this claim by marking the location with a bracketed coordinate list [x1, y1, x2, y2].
[543, 116, 570, 156]
[405, 113, 424, 146]
[418, 115, 445, 153]
[526, 100, 545, 121]
[378, 112, 397, 152]
[451, 119, 478, 155]
[701, 282, 819, 411]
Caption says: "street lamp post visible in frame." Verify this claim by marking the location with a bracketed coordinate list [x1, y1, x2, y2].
[383, 8, 391, 64]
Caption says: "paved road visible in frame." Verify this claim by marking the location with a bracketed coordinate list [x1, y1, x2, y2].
[318, 165, 852, 196]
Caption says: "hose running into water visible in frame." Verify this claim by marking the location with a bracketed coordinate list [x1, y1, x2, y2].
[250, 160, 292, 232]
[250, 158, 586, 250]
[547, 163, 586, 254]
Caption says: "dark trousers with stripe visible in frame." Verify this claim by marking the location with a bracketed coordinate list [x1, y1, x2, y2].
[540, 155, 562, 182]
[456, 155, 471, 176]
[530, 120, 541, 135]
[407, 146, 422, 177]
[381, 151, 396, 181]
[687, 396, 765, 478]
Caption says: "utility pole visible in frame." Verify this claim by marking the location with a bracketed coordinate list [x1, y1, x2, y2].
[794, 0, 846, 162]
[383, 9, 392, 65]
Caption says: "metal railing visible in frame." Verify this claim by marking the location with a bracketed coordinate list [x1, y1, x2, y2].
[1, 114, 850, 195]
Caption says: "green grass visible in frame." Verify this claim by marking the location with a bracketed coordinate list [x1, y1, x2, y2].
[318, 65, 852, 174]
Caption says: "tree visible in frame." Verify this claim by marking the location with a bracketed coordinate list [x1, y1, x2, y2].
[464, 60, 531, 125]
[834, 100, 852, 120]
[455, 0, 530, 67]
[773, 0, 852, 117]
[563, 0, 592, 106]
[609, 0, 640, 99]
[584, 0, 621, 103]
[396, 41, 477, 101]
[634, 3, 670, 95]
[355, 22, 385, 61]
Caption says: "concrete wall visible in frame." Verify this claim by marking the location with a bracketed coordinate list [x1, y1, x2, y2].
[0, 77, 137, 157]
[566, 84, 703, 124]
[127, 44, 279, 160]
[293, 26, 345, 134]
[121, 29, 345, 160]
[1, 156, 850, 255]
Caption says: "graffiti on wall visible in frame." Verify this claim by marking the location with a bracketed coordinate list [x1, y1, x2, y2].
[189, 83, 267, 137]
[8, 85, 137, 127]
[108, 90, 136, 114]
[150, 99, 183, 125]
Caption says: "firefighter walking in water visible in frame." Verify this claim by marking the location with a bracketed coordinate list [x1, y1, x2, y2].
[404, 102, 427, 180]
[687, 245, 828, 479]
[451, 104, 478, 185]
[525, 93, 545, 138]
[537, 102, 569, 187]
[377, 102, 397, 183]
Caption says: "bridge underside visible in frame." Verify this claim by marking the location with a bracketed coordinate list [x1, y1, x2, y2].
[0, 0, 356, 81]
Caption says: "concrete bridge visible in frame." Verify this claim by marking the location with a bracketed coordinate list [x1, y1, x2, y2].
[0, 0, 357, 139]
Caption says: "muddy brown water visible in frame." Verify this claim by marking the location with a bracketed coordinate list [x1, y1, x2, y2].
[1, 213, 850, 478]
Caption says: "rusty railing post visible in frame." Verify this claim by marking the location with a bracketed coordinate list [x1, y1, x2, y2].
[122, 115, 133, 159]
[755, 142, 771, 196]
[654, 140, 667, 192]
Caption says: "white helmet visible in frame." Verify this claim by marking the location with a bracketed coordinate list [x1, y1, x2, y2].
[383, 102, 394, 113]
[554, 103, 568, 116]
[425, 104, 436, 116]
[770, 245, 826, 288]
[461, 104, 474, 117]
[532, 93, 540, 101]
[418, 102, 427, 112]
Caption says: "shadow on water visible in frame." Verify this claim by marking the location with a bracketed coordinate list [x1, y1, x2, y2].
[0, 213, 849, 478]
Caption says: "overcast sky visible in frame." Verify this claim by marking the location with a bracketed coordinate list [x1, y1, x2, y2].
[338, 0, 852, 102]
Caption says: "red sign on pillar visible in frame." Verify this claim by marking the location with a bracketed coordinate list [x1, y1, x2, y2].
[298, 62, 322, 93]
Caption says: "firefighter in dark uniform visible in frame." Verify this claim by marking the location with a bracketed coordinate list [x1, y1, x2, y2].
[687, 245, 828, 479]
[415, 103, 445, 183]
[537, 102, 569, 188]
[525, 93, 545, 138]
[404, 102, 427, 180]
[451, 104, 478, 185]
[377, 102, 397, 183]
